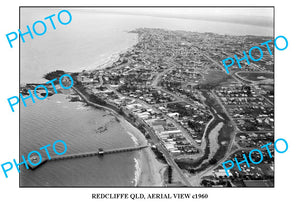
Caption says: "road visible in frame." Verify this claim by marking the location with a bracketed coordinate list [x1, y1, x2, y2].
[102, 49, 270, 184]
[73, 84, 192, 186]
[150, 64, 210, 149]
[142, 121, 193, 187]
[105, 85, 193, 186]
[194, 53, 274, 180]
[190, 54, 239, 179]
[126, 103, 193, 186]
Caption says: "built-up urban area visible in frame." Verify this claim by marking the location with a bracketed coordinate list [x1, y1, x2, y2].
[60, 28, 274, 187]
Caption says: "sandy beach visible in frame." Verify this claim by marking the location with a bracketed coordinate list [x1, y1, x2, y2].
[67, 28, 164, 186]
[118, 115, 167, 186]
[137, 148, 167, 186]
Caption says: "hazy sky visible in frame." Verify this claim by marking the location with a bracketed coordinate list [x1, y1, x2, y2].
[79, 7, 273, 28]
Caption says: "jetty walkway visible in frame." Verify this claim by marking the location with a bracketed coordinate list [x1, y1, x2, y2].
[28, 145, 148, 170]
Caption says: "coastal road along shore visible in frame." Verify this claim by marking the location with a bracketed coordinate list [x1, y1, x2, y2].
[72, 86, 193, 187]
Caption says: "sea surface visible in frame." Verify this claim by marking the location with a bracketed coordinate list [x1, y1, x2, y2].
[20, 8, 273, 186]
[20, 93, 140, 186]
[20, 8, 273, 84]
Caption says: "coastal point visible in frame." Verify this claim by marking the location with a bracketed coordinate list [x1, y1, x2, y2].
[20, 8, 274, 187]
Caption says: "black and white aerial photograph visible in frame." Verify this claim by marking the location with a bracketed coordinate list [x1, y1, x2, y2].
[19, 7, 274, 187]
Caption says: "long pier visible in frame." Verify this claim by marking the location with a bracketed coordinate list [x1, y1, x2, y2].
[28, 145, 148, 170]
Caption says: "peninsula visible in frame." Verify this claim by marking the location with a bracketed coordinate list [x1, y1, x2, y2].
[42, 28, 275, 187]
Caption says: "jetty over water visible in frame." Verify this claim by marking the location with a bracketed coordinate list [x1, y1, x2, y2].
[28, 145, 148, 170]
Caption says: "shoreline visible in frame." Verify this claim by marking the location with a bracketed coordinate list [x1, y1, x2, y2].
[70, 30, 167, 186]
[137, 148, 167, 186]
[116, 111, 166, 186]
[84, 34, 138, 72]
[71, 86, 166, 186]
[25, 29, 164, 186]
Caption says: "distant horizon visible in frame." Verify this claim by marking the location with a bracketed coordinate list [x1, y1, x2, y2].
[75, 7, 273, 28]
[21, 7, 274, 28]
[20, 7, 273, 84]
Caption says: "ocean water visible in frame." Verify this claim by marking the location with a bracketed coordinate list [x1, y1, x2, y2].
[20, 8, 273, 84]
[20, 94, 140, 186]
[20, 8, 273, 186]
